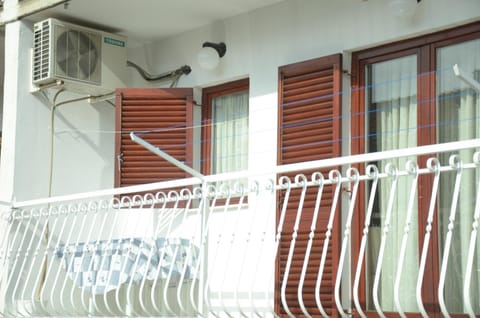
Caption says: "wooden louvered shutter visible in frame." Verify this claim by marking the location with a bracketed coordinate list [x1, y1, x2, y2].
[115, 88, 193, 187]
[276, 54, 342, 317]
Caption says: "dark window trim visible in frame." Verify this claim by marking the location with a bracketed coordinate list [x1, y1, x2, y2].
[350, 21, 480, 317]
[351, 21, 480, 65]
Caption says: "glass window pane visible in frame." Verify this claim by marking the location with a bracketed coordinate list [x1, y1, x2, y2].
[437, 38, 480, 144]
[211, 91, 249, 175]
[366, 55, 418, 153]
[437, 38, 480, 315]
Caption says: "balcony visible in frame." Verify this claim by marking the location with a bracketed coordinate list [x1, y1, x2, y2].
[1, 139, 480, 317]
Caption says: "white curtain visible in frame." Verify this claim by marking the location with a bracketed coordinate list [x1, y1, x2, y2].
[211, 91, 249, 177]
[366, 54, 419, 312]
[437, 38, 480, 314]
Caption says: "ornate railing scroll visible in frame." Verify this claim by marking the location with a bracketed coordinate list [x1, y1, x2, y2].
[1, 139, 480, 316]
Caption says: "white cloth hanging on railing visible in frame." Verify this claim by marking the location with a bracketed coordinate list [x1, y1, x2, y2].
[55, 237, 198, 295]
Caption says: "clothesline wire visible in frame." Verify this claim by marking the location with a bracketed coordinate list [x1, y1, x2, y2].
[51, 64, 478, 158]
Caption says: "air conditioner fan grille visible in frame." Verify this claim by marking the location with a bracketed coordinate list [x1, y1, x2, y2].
[54, 25, 101, 84]
[32, 20, 51, 82]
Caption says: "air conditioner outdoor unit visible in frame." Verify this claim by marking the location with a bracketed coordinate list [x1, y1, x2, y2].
[32, 18, 127, 96]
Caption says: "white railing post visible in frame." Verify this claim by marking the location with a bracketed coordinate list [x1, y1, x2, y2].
[198, 181, 210, 317]
[463, 153, 480, 318]
[271, 176, 292, 318]
[298, 172, 324, 318]
[280, 174, 308, 318]
[353, 164, 379, 318]
[372, 163, 399, 318]
[0, 207, 13, 318]
[438, 155, 464, 318]
[315, 170, 342, 318]
[416, 158, 441, 317]
[394, 161, 419, 318]
[335, 167, 360, 317]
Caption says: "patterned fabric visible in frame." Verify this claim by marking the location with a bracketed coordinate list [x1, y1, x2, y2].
[55, 238, 198, 295]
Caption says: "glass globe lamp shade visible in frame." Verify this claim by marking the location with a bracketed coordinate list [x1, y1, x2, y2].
[197, 46, 220, 70]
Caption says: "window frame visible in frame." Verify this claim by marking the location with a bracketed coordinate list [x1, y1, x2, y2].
[350, 21, 480, 317]
[201, 78, 250, 177]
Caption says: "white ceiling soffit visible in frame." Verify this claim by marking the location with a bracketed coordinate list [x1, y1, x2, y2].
[0, 0, 68, 25]
[35, 0, 286, 42]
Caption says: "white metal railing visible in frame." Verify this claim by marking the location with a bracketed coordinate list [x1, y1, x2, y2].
[1, 139, 480, 317]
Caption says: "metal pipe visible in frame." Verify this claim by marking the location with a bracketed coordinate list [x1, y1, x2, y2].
[127, 60, 191, 82]
[453, 64, 480, 93]
[130, 132, 204, 180]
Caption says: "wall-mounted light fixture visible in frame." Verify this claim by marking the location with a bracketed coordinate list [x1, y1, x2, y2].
[197, 42, 226, 70]
[389, 0, 421, 18]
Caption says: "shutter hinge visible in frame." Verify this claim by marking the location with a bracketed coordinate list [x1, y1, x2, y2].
[117, 153, 124, 172]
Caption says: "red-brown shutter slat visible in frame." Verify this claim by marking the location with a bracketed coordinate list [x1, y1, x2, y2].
[115, 88, 193, 188]
[277, 54, 342, 317]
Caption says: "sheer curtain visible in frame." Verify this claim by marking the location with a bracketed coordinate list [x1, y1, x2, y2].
[366, 54, 419, 312]
[211, 91, 249, 177]
[437, 38, 480, 314]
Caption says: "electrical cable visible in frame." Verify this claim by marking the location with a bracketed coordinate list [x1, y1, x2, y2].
[105, 100, 116, 107]
[48, 92, 93, 197]
[38, 89, 94, 301]
[37, 88, 65, 302]
[127, 60, 191, 83]
[48, 89, 65, 197]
